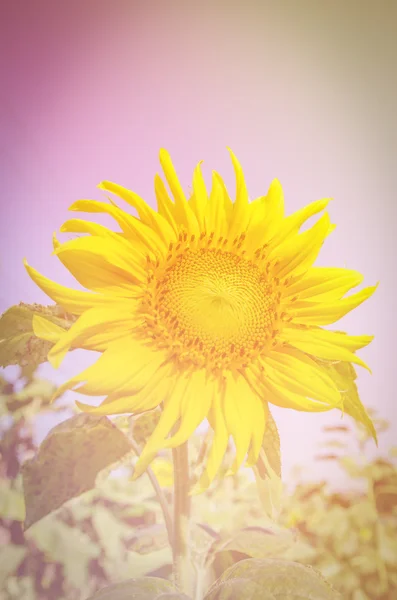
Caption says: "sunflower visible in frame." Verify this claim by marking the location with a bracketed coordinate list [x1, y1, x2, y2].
[25, 149, 376, 490]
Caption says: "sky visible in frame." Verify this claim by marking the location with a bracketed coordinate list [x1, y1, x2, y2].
[0, 0, 396, 487]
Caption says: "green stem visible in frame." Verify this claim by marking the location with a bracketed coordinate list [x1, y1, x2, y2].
[129, 437, 173, 550]
[172, 442, 192, 595]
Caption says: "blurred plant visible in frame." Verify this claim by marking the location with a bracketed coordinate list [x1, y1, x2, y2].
[1, 364, 396, 599]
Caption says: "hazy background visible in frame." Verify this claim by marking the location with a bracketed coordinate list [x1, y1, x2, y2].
[0, 0, 396, 487]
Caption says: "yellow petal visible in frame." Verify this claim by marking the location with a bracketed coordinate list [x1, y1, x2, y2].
[164, 369, 213, 448]
[52, 338, 169, 401]
[189, 161, 207, 231]
[283, 267, 364, 302]
[159, 149, 199, 236]
[247, 179, 285, 249]
[154, 174, 179, 235]
[281, 326, 373, 371]
[222, 372, 262, 473]
[248, 371, 333, 412]
[227, 149, 250, 240]
[268, 198, 330, 249]
[47, 305, 141, 368]
[195, 393, 229, 492]
[213, 172, 233, 222]
[261, 347, 341, 406]
[204, 172, 228, 238]
[32, 314, 66, 343]
[68, 200, 169, 256]
[60, 219, 120, 238]
[54, 235, 147, 290]
[76, 367, 172, 415]
[24, 260, 113, 315]
[132, 374, 187, 478]
[246, 398, 268, 467]
[291, 284, 378, 325]
[270, 213, 331, 278]
[98, 180, 175, 245]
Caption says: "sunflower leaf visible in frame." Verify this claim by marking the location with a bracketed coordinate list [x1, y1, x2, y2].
[84, 577, 188, 600]
[0, 303, 76, 370]
[253, 410, 283, 520]
[204, 558, 341, 599]
[320, 361, 377, 444]
[211, 526, 295, 561]
[256, 409, 281, 478]
[22, 414, 133, 529]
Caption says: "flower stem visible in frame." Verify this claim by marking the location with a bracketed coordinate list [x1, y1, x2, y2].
[129, 437, 173, 550]
[172, 442, 192, 595]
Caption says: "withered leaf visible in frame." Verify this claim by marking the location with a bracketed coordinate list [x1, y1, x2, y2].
[22, 414, 133, 528]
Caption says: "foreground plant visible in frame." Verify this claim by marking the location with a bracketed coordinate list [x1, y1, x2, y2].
[2, 149, 377, 597]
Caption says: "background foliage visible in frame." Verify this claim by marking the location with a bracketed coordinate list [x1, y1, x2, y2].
[1, 364, 396, 600]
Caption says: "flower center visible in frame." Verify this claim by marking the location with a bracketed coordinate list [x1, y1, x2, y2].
[142, 237, 283, 371]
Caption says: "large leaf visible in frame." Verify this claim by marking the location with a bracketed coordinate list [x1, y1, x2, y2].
[211, 526, 295, 561]
[22, 414, 133, 528]
[204, 558, 341, 599]
[85, 577, 189, 600]
[0, 303, 76, 370]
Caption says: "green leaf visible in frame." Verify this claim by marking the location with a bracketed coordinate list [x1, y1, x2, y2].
[317, 361, 377, 443]
[256, 409, 281, 479]
[22, 413, 133, 528]
[84, 577, 186, 600]
[0, 303, 76, 370]
[0, 545, 27, 586]
[204, 558, 341, 599]
[212, 526, 295, 560]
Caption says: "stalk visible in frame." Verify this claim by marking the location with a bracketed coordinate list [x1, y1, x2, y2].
[172, 442, 192, 595]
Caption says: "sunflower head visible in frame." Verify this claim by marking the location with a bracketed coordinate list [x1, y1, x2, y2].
[26, 149, 377, 490]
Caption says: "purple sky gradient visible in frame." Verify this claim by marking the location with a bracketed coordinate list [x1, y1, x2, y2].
[1, 1, 396, 486]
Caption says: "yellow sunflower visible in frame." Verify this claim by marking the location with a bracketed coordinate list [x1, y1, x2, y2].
[25, 149, 376, 490]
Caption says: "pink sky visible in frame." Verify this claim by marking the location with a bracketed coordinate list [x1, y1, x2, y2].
[1, 1, 396, 486]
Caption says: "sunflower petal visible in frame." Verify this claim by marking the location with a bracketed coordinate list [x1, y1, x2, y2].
[76, 367, 172, 415]
[291, 284, 378, 325]
[223, 372, 261, 473]
[68, 200, 169, 255]
[24, 260, 112, 315]
[227, 149, 250, 239]
[195, 393, 229, 492]
[32, 314, 66, 343]
[261, 347, 341, 406]
[164, 370, 213, 448]
[54, 235, 147, 290]
[270, 213, 331, 278]
[282, 326, 373, 371]
[47, 305, 141, 368]
[189, 161, 207, 231]
[205, 172, 228, 238]
[159, 149, 199, 236]
[98, 181, 175, 245]
[246, 399, 268, 467]
[52, 338, 169, 401]
[132, 375, 187, 478]
[283, 267, 364, 301]
[269, 198, 330, 248]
